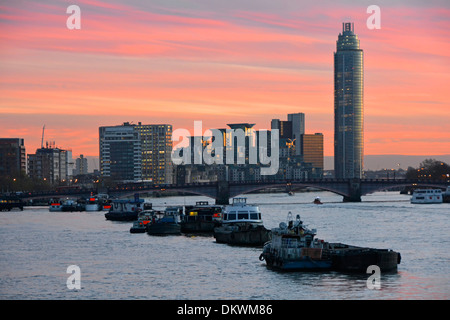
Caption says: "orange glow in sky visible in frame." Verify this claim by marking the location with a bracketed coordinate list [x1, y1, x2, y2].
[1, 1, 449, 161]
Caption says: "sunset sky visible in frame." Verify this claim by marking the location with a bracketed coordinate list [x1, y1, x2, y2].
[1, 0, 449, 166]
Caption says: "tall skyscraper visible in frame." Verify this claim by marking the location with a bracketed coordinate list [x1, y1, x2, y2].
[334, 22, 364, 179]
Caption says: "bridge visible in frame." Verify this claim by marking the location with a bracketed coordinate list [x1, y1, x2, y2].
[15, 179, 449, 204]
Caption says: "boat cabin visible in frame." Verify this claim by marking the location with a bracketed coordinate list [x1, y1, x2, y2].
[184, 201, 223, 223]
[222, 198, 262, 224]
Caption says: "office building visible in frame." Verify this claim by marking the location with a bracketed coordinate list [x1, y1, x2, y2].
[99, 123, 142, 182]
[301, 133, 324, 174]
[334, 22, 364, 179]
[99, 122, 173, 184]
[0, 138, 26, 178]
[287, 113, 305, 156]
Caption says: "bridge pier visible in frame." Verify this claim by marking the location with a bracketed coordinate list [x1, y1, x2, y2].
[343, 179, 362, 202]
[215, 181, 230, 205]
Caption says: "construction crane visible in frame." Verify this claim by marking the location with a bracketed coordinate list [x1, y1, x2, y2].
[41, 125, 45, 148]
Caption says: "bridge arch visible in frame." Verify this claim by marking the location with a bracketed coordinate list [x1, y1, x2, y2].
[229, 182, 350, 198]
[361, 182, 447, 196]
[111, 188, 217, 201]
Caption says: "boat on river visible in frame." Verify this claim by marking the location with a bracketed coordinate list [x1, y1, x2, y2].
[259, 212, 401, 273]
[130, 210, 160, 233]
[1, 195, 24, 211]
[61, 199, 84, 212]
[213, 198, 270, 246]
[313, 197, 323, 205]
[411, 189, 443, 204]
[49, 199, 63, 212]
[181, 201, 223, 233]
[105, 195, 151, 221]
[146, 206, 182, 236]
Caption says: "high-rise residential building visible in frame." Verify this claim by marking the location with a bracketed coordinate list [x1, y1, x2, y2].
[74, 154, 88, 176]
[134, 122, 173, 184]
[301, 133, 324, 172]
[334, 22, 364, 179]
[0, 138, 26, 178]
[27, 147, 68, 184]
[99, 122, 173, 183]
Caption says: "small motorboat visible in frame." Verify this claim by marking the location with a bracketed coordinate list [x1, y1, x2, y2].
[313, 197, 323, 205]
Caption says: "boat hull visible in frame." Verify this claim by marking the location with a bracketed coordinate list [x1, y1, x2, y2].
[105, 211, 139, 221]
[214, 225, 271, 246]
[181, 220, 219, 233]
[263, 256, 333, 271]
[261, 244, 400, 273]
[147, 223, 181, 236]
[130, 226, 146, 233]
[85, 204, 101, 212]
[330, 247, 400, 273]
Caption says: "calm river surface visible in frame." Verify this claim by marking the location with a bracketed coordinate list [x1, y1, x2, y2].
[0, 191, 448, 300]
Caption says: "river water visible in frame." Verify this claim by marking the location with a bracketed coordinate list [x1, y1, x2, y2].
[0, 191, 448, 300]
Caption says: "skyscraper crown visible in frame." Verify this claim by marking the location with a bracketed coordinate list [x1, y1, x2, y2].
[336, 22, 360, 50]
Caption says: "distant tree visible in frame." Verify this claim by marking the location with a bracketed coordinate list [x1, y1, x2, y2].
[406, 159, 450, 180]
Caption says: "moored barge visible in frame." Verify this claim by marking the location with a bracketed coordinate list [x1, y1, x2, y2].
[259, 212, 400, 273]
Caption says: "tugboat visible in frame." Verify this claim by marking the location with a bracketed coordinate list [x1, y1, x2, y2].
[146, 206, 183, 236]
[181, 201, 223, 233]
[213, 198, 270, 246]
[259, 212, 401, 273]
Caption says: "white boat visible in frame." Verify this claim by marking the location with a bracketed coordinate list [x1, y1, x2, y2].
[213, 198, 270, 246]
[411, 189, 443, 204]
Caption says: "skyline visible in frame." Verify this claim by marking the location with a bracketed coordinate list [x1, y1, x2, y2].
[1, 0, 449, 160]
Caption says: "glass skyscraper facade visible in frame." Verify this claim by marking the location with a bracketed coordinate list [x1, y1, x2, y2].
[334, 22, 364, 179]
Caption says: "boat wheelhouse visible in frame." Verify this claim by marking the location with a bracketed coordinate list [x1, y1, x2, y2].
[181, 201, 223, 233]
